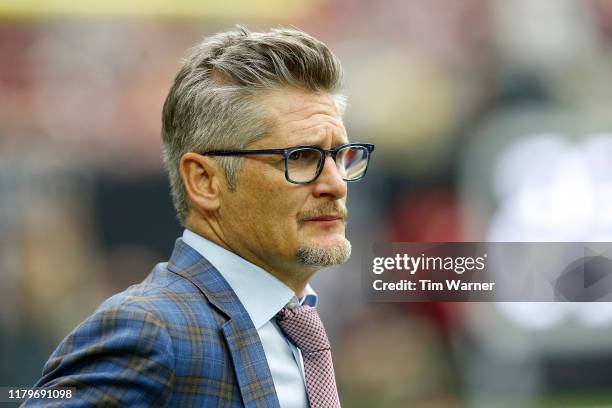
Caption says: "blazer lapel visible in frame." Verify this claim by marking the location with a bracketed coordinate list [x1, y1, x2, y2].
[166, 239, 281, 408]
[222, 318, 281, 408]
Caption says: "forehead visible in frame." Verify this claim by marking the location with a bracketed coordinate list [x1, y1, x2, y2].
[256, 88, 348, 147]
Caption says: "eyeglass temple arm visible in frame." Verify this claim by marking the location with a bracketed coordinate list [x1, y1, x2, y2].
[204, 143, 375, 156]
[201, 148, 288, 156]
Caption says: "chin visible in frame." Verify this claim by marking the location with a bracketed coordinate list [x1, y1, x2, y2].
[295, 237, 351, 267]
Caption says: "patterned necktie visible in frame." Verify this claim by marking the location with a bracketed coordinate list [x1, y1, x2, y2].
[276, 304, 341, 408]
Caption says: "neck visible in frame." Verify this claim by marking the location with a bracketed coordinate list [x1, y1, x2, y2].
[186, 215, 315, 298]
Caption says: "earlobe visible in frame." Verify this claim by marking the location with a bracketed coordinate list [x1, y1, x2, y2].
[179, 153, 221, 212]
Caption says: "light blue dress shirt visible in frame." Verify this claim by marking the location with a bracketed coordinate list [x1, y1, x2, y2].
[182, 229, 314, 408]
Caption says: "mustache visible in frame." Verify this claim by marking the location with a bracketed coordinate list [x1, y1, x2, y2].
[298, 203, 348, 222]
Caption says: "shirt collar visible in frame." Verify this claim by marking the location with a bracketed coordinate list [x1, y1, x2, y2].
[182, 229, 318, 329]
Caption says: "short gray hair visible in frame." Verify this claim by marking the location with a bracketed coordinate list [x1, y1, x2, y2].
[161, 26, 346, 226]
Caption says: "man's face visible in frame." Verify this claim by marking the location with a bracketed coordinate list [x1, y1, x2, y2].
[218, 87, 350, 284]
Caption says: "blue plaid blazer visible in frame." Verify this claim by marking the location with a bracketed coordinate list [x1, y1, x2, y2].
[25, 239, 281, 407]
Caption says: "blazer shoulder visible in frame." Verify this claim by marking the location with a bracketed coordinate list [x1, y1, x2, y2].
[60, 258, 225, 351]
[97, 261, 217, 323]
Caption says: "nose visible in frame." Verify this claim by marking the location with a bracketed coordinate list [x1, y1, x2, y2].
[312, 156, 347, 199]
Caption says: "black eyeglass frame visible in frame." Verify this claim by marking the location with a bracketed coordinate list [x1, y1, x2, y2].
[200, 143, 375, 184]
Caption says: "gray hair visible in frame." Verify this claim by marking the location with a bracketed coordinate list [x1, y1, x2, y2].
[161, 26, 346, 226]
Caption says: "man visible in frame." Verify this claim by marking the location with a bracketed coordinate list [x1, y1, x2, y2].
[26, 26, 374, 407]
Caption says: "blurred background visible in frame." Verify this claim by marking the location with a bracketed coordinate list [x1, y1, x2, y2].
[2, 0, 612, 406]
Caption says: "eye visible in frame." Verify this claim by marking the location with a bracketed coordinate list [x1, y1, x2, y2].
[287, 148, 321, 165]
[288, 150, 304, 161]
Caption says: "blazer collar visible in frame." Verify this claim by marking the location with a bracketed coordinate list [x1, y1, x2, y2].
[166, 238, 247, 319]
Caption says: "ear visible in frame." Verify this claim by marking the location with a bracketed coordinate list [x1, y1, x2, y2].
[179, 152, 222, 212]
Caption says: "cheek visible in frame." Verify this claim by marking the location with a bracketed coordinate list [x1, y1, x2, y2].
[260, 190, 307, 244]
[237, 163, 308, 241]
[262, 186, 300, 227]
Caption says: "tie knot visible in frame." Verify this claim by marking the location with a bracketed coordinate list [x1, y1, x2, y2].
[276, 305, 331, 353]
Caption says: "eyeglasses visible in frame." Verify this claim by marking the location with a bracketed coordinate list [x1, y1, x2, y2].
[201, 143, 375, 184]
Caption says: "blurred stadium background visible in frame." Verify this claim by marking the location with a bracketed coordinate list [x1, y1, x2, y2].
[2, 0, 612, 406]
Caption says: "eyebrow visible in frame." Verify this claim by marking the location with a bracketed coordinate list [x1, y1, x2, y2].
[289, 136, 350, 149]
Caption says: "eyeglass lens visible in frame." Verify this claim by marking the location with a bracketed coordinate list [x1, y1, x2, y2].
[286, 146, 369, 183]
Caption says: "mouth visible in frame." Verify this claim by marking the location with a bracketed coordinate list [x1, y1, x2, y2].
[304, 214, 344, 224]
[299, 204, 348, 229]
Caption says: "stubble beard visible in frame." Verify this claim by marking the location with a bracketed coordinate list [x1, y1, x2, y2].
[296, 237, 352, 267]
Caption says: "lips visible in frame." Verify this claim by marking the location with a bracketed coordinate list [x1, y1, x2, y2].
[307, 214, 343, 222]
